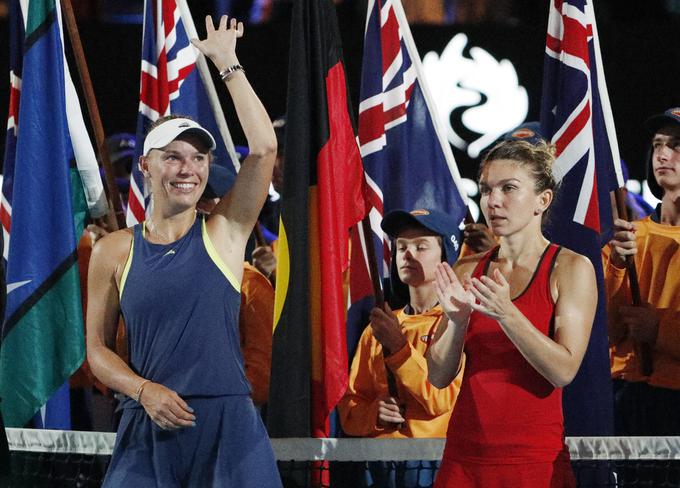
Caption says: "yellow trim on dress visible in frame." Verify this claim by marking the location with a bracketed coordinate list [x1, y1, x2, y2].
[119, 233, 135, 300]
[201, 218, 240, 291]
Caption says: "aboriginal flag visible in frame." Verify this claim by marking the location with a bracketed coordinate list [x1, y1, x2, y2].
[267, 0, 367, 438]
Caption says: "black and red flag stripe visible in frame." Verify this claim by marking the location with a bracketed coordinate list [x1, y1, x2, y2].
[267, 0, 367, 438]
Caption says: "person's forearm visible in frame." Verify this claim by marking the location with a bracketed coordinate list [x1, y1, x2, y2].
[426, 318, 466, 389]
[222, 66, 277, 158]
[498, 308, 583, 388]
[87, 343, 146, 400]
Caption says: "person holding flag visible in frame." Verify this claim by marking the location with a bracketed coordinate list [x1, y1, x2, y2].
[606, 107, 680, 435]
[86, 16, 281, 487]
[427, 140, 597, 487]
[339, 208, 464, 488]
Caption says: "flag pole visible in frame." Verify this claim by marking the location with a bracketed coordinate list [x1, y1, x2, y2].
[60, 0, 124, 230]
[360, 217, 400, 399]
[613, 189, 653, 376]
[177, 0, 241, 172]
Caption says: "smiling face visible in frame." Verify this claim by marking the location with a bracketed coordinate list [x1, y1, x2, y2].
[140, 133, 211, 213]
[394, 226, 442, 287]
[479, 159, 552, 237]
[651, 126, 680, 195]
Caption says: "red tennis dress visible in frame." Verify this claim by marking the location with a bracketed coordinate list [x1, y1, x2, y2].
[435, 244, 575, 488]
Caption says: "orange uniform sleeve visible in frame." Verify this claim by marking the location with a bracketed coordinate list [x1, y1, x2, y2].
[384, 339, 460, 417]
[602, 246, 631, 345]
[338, 328, 388, 437]
[239, 264, 274, 406]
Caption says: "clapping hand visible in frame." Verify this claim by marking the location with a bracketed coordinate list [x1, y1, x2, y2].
[434, 262, 474, 326]
[469, 268, 515, 321]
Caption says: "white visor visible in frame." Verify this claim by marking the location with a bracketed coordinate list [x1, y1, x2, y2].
[143, 118, 217, 155]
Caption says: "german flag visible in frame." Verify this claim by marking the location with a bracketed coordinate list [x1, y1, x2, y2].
[267, 0, 367, 438]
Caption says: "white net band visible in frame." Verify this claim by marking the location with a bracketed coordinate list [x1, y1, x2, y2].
[6, 428, 680, 461]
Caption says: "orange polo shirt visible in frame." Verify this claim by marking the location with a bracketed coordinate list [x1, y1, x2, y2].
[338, 306, 464, 438]
[604, 216, 680, 389]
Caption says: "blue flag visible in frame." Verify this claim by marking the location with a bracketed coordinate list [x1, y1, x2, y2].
[0, 0, 89, 428]
[540, 0, 623, 436]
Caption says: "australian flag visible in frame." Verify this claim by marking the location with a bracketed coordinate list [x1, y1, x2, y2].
[347, 0, 468, 356]
[541, 0, 624, 436]
[128, 0, 239, 226]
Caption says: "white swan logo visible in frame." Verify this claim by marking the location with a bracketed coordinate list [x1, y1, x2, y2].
[422, 34, 529, 158]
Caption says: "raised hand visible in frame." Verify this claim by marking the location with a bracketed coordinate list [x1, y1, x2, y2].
[139, 381, 196, 430]
[190, 15, 244, 71]
[469, 268, 515, 321]
[434, 262, 473, 326]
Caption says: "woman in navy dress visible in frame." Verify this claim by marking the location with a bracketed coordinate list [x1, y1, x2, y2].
[87, 16, 282, 487]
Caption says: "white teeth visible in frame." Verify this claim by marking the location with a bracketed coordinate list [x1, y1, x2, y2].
[172, 183, 195, 189]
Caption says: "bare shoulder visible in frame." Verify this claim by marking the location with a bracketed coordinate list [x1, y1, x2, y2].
[553, 247, 595, 294]
[554, 247, 594, 274]
[89, 227, 134, 273]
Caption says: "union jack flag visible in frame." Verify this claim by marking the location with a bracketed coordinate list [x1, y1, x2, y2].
[347, 0, 467, 353]
[128, 0, 239, 226]
[1, 0, 23, 261]
[540, 0, 621, 436]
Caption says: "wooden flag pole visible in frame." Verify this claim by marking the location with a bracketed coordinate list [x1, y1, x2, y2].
[60, 0, 125, 230]
[360, 217, 400, 400]
[253, 221, 266, 247]
[613, 188, 653, 377]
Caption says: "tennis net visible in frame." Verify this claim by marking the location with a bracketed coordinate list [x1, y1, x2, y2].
[5, 428, 680, 487]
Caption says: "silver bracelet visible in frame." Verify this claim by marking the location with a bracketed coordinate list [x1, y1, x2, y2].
[219, 64, 245, 82]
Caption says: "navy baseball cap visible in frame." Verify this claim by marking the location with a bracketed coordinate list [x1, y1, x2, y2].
[106, 133, 136, 164]
[202, 164, 236, 200]
[382, 208, 462, 304]
[644, 107, 680, 134]
[381, 208, 461, 265]
[644, 108, 680, 200]
[500, 121, 547, 146]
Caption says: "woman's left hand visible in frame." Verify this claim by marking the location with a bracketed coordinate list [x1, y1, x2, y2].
[469, 268, 515, 321]
[191, 15, 243, 71]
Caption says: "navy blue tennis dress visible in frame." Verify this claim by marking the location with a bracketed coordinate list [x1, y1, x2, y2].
[103, 217, 281, 488]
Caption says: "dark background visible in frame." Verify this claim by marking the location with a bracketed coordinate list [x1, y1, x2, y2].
[0, 0, 678, 181]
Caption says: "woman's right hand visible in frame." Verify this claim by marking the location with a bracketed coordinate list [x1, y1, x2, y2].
[139, 382, 196, 430]
[434, 262, 473, 326]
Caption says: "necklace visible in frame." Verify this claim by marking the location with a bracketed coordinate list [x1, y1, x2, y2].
[146, 211, 197, 244]
[146, 219, 172, 244]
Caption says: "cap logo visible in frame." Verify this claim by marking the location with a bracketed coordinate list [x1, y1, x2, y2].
[178, 122, 191, 128]
[671, 109, 680, 118]
[410, 209, 430, 216]
[450, 234, 459, 251]
[511, 128, 535, 139]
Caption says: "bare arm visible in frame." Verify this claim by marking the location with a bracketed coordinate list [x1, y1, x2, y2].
[469, 250, 596, 387]
[86, 231, 195, 430]
[191, 16, 277, 278]
[426, 259, 476, 388]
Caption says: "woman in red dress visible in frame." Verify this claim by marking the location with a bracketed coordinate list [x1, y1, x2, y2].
[427, 140, 597, 488]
